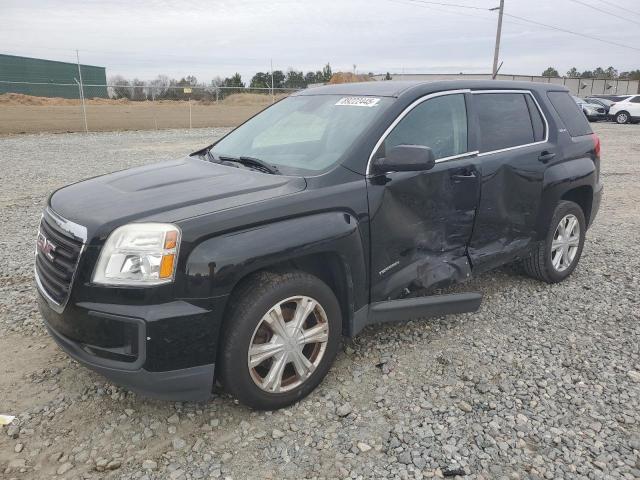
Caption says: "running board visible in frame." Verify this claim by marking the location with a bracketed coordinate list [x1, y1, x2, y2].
[350, 292, 482, 336]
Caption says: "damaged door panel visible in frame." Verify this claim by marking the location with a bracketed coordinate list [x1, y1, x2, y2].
[467, 91, 548, 272]
[367, 92, 480, 301]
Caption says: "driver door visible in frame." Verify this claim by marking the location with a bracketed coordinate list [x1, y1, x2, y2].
[367, 92, 481, 301]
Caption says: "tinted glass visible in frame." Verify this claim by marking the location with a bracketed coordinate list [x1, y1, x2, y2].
[630, 96, 640, 103]
[378, 94, 468, 160]
[548, 91, 592, 137]
[525, 95, 545, 142]
[475, 93, 535, 152]
[211, 95, 393, 175]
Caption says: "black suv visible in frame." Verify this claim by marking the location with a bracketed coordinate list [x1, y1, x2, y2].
[36, 81, 603, 409]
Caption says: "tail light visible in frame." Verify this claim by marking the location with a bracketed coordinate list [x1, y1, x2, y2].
[592, 133, 601, 158]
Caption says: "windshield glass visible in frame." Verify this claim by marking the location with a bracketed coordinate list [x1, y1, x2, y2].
[210, 94, 392, 175]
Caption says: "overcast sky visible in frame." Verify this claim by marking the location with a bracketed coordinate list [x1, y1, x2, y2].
[1, 0, 639, 83]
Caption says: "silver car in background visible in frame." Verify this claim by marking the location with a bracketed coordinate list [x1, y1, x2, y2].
[573, 96, 607, 122]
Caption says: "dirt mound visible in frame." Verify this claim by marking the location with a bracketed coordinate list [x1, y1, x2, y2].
[329, 72, 372, 84]
[0, 93, 131, 106]
[0, 92, 289, 107]
[220, 93, 286, 106]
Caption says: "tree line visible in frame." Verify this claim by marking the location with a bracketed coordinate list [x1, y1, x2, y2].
[541, 66, 640, 80]
[107, 63, 335, 101]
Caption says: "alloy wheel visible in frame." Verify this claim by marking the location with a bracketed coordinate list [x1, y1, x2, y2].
[617, 112, 629, 124]
[247, 296, 329, 393]
[551, 214, 580, 272]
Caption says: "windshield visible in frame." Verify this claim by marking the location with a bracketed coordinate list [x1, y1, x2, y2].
[210, 94, 392, 175]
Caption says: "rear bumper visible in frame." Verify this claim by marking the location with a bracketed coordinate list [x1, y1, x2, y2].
[37, 290, 218, 401]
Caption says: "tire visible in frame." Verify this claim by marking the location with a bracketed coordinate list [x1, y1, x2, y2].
[218, 270, 341, 410]
[615, 111, 630, 124]
[522, 200, 586, 284]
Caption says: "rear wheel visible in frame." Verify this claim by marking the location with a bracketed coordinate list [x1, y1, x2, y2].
[615, 111, 630, 124]
[218, 271, 341, 410]
[522, 201, 586, 283]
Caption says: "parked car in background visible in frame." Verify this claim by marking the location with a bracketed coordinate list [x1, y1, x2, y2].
[608, 95, 640, 124]
[573, 96, 607, 122]
[36, 80, 603, 409]
[589, 94, 632, 102]
[584, 97, 614, 114]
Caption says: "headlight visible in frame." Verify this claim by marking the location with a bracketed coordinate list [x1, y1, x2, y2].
[93, 223, 181, 286]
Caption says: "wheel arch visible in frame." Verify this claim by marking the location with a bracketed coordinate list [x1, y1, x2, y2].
[183, 211, 369, 336]
[537, 157, 597, 239]
[223, 252, 355, 336]
[561, 185, 593, 226]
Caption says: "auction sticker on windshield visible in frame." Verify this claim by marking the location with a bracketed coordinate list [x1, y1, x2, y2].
[335, 97, 381, 107]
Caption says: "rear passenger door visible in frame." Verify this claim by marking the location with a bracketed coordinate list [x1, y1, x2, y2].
[468, 91, 550, 272]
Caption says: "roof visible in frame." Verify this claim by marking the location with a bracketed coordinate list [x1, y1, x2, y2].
[295, 80, 569, 98]
[0, 53, 105, 70]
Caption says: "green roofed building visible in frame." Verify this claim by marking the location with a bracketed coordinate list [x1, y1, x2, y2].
[0, 54, 108, 99]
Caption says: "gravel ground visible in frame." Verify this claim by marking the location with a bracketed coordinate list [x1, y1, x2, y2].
[1, 123, 639, 479]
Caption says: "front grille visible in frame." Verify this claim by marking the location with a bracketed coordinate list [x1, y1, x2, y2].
[597, 108, 605, 114]
[35, 215, 84, 305]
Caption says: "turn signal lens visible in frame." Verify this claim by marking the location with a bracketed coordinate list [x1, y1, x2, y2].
[159, 254, 175, 279]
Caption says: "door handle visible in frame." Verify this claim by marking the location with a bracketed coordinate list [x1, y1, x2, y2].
[538, 151, 556, 163]
[451, 172, 477, 183]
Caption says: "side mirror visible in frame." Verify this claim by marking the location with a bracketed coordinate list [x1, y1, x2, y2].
[372, 145, 436, 174]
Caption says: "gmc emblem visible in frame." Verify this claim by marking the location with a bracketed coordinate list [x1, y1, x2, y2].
[37, 232, 57, 261]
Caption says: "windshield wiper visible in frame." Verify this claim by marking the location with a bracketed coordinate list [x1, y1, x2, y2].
[219, 155, 280, 175]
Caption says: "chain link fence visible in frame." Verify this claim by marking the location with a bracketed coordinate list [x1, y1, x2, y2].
[0, 81, 300, 134]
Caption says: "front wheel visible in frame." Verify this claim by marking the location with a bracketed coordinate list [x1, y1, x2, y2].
[615, 111, 630, 124]
[522, 200, 586, 283]
[218, 271, 341, 410]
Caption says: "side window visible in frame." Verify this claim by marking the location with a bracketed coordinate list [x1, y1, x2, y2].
[525, 95, 546, 142]
[547, 91, 592, 137]
[474, 93, 535, 152]
[378, 94, 468, 160]
[630, 96, 640, 103]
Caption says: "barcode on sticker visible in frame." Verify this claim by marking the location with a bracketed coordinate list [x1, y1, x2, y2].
[335, 97, 380, 107]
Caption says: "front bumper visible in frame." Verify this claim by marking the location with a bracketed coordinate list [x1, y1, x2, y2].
[586, 112, 606, 121]
[37, 290, 218, 401]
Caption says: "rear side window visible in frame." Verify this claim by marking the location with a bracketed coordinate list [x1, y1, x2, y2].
[525, 95, 545, 142]
[474, 93, 535, 153]
[547, 91, 592, 137]
[630, 96, 640, 103]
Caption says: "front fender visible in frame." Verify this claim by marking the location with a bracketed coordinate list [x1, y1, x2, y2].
[183, 211, 368, 309]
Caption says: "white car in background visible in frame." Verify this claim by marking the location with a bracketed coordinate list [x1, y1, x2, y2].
[609, 95, 640, 124]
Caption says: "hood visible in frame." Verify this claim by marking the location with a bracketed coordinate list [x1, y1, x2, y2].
[49, 156, 306, 240]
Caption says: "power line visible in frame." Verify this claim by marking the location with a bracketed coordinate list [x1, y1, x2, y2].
[501, 12, 640, 52]
[590, 0, 640, 17]
[391, 0, 640, 52]
[386, 0, 493, 10]
[388, 0, 534, 29]
[566, 0, 640, 26]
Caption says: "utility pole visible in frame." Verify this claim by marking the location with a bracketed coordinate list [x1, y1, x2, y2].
[491, 0, 504, 79]
[76, 49, 88, 133]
